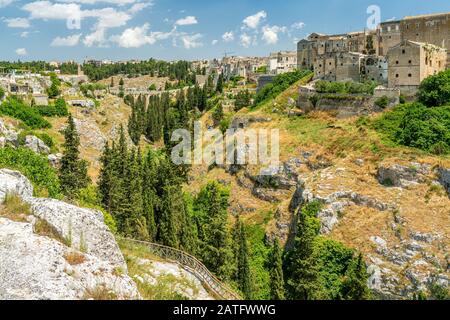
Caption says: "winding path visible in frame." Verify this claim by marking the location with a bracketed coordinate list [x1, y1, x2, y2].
[120, 238, 242, 300]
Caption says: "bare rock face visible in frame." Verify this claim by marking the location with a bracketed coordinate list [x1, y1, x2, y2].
[28, 198, 126, 270]
[377, 163, 430, 188]
[0, 136, 5, 148]
[0, 218, 139, 300]
[0, 169, 127, 296]
[24, 135, 50, 155]
[0, 169, 34, 202]
[438, 167, 450, 197]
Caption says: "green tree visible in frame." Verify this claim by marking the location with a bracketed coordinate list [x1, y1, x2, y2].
[285, 201, 322, 300]
[340, 254, 371, 300]
[418, 69, 450, 107]
[234, 217, 252, 299]
[216, 74, 224, 93]
[119, 78, 124, 86]
[110, 77, 115, 87]
[59, 114, 90, 197]
[194, 182, 234, 280]
[269, 239, 285, 300]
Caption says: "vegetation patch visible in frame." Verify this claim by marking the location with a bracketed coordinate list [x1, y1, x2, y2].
[0, 193, 31, 222]
[64, 251, 87, 266]
[0, 147, 61, 198]
[0, 96, 51, 129]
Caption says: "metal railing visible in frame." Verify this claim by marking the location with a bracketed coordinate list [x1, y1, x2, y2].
[119, 237, 242, 300]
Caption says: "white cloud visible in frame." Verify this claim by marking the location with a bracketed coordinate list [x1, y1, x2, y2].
[291, 21, 305, 30]
[51, 34, 82, 46]
[242, 10, 266, 29]
[222, 31, 234, 42]
[261, 25, 286, 45]
[111, 23, 175, 48]
[57, 0, 138, 5]
[23, 1, 82, 21]
[15, 48, 27, 56]
[240, 33, 253, 48]
[175, 16, 198, 26]
[128, 1, 152, 14]
[211, 39, 218, 45]
[20, 31, 29, 38]
[83, 28, 107, 47]
[5, 18, 30, 28]
[181, 33, 203, 49]
[0, 0, 14, 8]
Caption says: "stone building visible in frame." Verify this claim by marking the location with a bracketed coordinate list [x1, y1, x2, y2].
[400, 12, 450, 67]
[378, 20, 402, 56]
[387, 40, 447, 93]
[268, 51, 297, 74]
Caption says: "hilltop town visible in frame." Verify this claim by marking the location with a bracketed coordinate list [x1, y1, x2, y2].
[0, 10, 449, 301]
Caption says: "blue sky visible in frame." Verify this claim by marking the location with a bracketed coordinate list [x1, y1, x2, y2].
[0, 0, 449, 62]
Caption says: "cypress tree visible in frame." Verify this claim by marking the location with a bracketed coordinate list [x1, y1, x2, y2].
[340, 253, 371, 300]
[234, 217, 252, 299]
[59, 114, 90, 197]
[285, 201, 322, 300]
[269, 239, 286, 300]
[216, 74, 224, 93]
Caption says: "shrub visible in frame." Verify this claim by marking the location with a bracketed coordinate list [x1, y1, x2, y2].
[64, 251, 86, 265]
[374, 95, 389, 108]
[253, 70, 312, 107]
[0, 87, 5, 99]
[373, 103, 450, 155]
[0, 96, 51, 129]
[418, 69, 450, 107]
[0, 147, 61, 198]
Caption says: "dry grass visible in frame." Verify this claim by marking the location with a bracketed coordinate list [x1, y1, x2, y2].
[64, 251, 87, 266]
[33, 218, 67, 245]
[0, 193, 31, 222]
[82, 284, 118, 300]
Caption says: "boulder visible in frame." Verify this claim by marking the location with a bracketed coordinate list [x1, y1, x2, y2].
[0, 218, 139, 300]
[24, 135, 50, 155]
[48, 153, 63, 167]
[0, 169, 34, 202]
[28, 198, 126, 270]
[0, 119, 7, 135]
[438, 168, 450, 197]
[377, 163, 430, 188]
[0, 136, 5, 148]
[5, 131, 18, 147]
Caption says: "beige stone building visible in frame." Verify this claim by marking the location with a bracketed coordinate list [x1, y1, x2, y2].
[400, 12, 450, 67]
[378, 20, 402, 56]
[387, 40, 447, 93]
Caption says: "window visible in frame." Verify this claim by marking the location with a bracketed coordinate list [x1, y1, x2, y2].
[402, 49, 406, 54]
[408, 74, 412, 77]
[396, 60, 399, 64]
[409, 60, 412, 64]
[380, 73, 383, 77]
[396, 74, 399, 78]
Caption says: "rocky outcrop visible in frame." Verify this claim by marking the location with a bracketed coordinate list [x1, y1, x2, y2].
[0, 169, 34, 202]
[29, 198, 126, 270]
[0, 218, 139, 300]
[24, 135, 50, 155]
[48, 153, 63, 167]
[377, 163, 430, 188]
[0, 168, 134, 299]
[367, 231, 448, 299]
[438, 167, 450, 197]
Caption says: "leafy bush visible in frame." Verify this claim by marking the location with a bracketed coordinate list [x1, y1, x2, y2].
[18, 130, 55, 149]
[374, 95, 390, 108]
[253, 70, 312, 107]
[418, 69, 450, 107]
[0, 87, 5, 99]
[0, 146, 61, 198]
[373, 103, 450, 155]
[315, 80, 378, 95]
[0, 96, 51, 129]
[35, 98, 68, 117]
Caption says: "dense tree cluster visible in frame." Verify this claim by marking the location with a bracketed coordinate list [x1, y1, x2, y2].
[127, 84, 209, 145]
[283, 201, 371, 300]
[58, 115, 90, 198]
[83, 60, 195, 82]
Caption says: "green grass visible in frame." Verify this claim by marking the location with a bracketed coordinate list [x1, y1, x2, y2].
[0, 146, 61, 198]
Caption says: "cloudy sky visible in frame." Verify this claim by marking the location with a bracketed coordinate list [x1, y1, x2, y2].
[0, 0, 449, 61]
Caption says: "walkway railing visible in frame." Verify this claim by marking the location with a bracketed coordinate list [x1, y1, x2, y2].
[119, 237, 242, 300]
